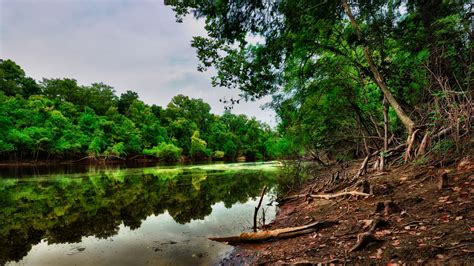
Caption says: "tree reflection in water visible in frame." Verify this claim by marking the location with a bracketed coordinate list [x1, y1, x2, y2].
[0, 163, 278, 264]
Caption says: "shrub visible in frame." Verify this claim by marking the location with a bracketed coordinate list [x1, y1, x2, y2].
[143, 143, 182, 162]
[212, 150, 225, 160]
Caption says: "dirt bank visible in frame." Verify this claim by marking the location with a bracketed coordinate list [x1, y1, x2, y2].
[220, 157, 473, 265]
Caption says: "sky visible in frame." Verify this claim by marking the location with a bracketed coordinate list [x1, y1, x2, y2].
[0, 0, 277, 126]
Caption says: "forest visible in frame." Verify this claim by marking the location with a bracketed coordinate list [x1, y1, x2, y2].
[0, 59, 296, 162]
[169, 0, 472, 166]
[0, 0, 473, 264]
[1, 0, 471, 166]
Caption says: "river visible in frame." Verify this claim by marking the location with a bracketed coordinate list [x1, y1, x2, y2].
[0, 162, 281, 265]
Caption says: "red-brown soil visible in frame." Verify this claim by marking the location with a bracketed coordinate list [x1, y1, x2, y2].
[221, 157, 473, 265]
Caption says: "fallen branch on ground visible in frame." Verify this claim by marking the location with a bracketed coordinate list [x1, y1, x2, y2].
[209, 220, 338, 244]
[309, 191, 371, 199]
[289, 258, 345, 265]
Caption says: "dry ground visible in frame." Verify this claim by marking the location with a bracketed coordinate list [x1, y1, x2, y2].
[220, 157, 473, 265]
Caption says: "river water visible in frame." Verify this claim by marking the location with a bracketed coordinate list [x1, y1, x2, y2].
[0, 162, 281, 265]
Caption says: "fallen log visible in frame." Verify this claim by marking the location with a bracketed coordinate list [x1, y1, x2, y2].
[209, 220, 338, 244]
[279, 190, 371, 203]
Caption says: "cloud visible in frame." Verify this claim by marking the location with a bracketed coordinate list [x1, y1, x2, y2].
[0, 0, 277, 126]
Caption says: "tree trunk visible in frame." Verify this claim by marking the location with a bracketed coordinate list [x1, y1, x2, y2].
[341, 0, 416, 135]
[380, 96, 389, 170]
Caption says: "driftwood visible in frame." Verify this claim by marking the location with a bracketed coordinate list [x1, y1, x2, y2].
[209, 220, 338, 244]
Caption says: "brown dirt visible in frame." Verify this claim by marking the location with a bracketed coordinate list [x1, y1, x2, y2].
[220, 157, 474, 265]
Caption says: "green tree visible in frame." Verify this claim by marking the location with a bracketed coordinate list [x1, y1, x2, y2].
[0, 59, 40, 97]
[117, 90, 139, 115]
[190, 131, 211, 160]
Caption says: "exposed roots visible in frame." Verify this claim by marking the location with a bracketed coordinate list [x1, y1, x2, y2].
[349, 232, 382, 252]
[350, 216, 386, 252]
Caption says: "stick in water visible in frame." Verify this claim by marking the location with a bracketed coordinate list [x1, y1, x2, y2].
[253, 186, 267, 232]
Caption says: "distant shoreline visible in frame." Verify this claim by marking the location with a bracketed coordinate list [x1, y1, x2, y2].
[0, 156, 261, 167]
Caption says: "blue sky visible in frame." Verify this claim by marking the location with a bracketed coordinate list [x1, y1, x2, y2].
[0, 0, 276, 126]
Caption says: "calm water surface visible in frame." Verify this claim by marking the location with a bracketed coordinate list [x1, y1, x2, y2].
[0, 162, 281, 265]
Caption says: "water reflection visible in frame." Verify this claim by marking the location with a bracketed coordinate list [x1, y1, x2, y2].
[0, 163, 279, 265]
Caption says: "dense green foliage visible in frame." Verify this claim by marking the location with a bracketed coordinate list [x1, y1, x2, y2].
[0, 163, 279, 264]
[170, 0, 472, 160]
[0, 59, 294, 161]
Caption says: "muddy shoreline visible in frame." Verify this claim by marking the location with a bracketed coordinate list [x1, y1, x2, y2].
[220, 157, 473, 264]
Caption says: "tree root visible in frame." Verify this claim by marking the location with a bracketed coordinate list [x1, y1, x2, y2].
[404, 129, 420, 162]
[71, 156, 95, 163]
[354, 180, 372, 194]
[437, 171, 449, 190]
[416, 131, 430, 157]
[374, 200, 400, 216]
[355, 155, 370, 178]
[349, 232, 382, 252]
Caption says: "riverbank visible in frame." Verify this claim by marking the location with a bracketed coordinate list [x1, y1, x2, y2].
[0, 156, 252, 167]
[221, 156, 473, 264]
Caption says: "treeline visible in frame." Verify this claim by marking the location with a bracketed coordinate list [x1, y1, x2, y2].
[170, 0, 472, 164]
[0, 59, 296, 162]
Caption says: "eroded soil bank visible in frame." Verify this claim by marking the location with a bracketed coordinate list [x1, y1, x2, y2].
[221, 157, 473, 265]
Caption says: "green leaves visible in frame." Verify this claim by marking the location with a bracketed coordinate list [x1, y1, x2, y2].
[143, 143, 182, 162]
[167, 0, 470, 159]
[0, 60, 278, 162]
[190, 131, 211, 160]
